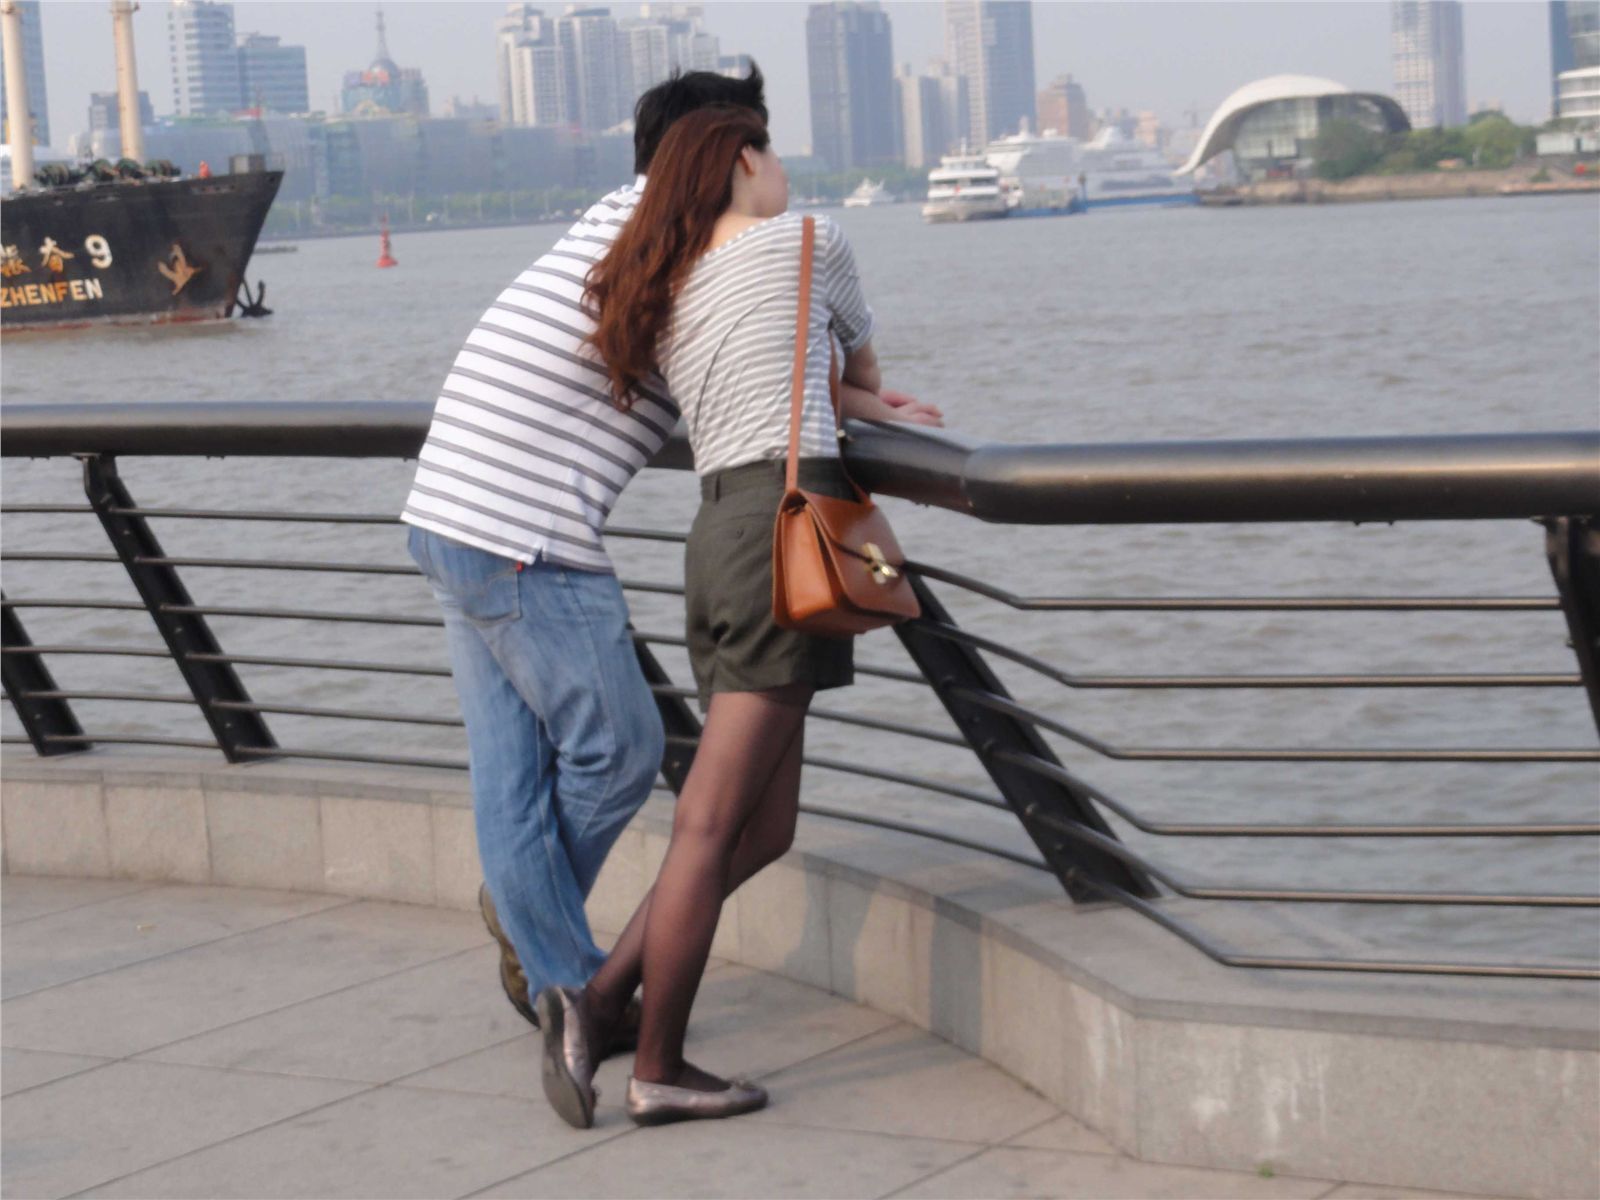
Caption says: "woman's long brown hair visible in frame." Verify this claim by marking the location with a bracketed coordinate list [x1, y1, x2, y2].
[586, 105, 771, 407]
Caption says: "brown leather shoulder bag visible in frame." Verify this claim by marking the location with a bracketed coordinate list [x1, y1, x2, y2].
[771, 216, 920, 636]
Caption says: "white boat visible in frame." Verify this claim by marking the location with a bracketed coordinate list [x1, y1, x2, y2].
[842, 179, 895, 207]
[985, 125, 1196, 210]
[921, 154, 1008, 223]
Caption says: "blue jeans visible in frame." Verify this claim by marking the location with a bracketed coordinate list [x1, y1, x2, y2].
[407, 525, 664, 997]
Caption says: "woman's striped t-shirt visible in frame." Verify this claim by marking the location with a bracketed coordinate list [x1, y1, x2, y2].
[400, 178, 678, 574]
[660, 212, 875, 478]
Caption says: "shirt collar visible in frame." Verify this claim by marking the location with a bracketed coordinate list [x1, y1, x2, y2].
[634, 174, 648, 191]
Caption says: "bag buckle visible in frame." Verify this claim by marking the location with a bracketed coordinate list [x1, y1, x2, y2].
[863, 542, 899, 585]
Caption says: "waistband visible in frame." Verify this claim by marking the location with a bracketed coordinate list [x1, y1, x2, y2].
[699, 455, 847, 501]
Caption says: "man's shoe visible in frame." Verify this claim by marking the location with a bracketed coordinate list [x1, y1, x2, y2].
[479, 883, 537, 1028]
[534, 986, 597, 1129]
[625, 1075, 767, 1125]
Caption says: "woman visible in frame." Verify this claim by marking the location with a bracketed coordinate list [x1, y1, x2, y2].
[532, 105, 942, 1129]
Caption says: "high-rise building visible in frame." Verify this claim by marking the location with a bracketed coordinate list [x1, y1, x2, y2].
[806, 2, 896, 170]
[895, 64, 942, 168]
[619, 20, 673, 105]
[88, 91, 155, 136]
[717, 53, 754, 79]
[557, 7, 624, 132]
[341, 10, 429, 117]
[496, 5, 556, 124]
[944, 0, 1035, 146]
[1037, 74, 1089, 139]
[1550, 2, 1600, 115]
[1391, 1, 1466, 129]
[513, 43, 570, 126]
[0, 0, 49, 147]
[237, 33, 309, 114]
[931, 60, 969, 152]
[169, 0, 244, 117]
[641, 4, 719, 71]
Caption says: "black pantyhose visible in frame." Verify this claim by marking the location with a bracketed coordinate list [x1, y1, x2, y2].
[584, 683, 812, 1090]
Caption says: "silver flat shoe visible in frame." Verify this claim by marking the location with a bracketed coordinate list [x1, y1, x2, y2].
[625, 1075, 768, 1125]
[533, 985, 595, 1129]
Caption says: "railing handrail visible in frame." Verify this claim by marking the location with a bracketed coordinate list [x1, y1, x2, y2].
[5, 402, 1597, 526]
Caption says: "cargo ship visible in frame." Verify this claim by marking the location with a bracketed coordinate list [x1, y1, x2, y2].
[1, 0, 280, 330]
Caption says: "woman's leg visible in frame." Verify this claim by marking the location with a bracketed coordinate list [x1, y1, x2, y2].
[583, 711, 804, 1039]
[618, 682, 813, 1088]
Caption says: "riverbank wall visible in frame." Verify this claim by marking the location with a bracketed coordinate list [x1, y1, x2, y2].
[1209, 164, 1600, 206]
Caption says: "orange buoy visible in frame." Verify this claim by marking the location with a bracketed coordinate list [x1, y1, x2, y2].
[376, 215, 398, 268]
[197, 160, 211, 179]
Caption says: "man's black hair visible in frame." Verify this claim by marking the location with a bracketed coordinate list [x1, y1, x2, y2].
[633, 63, 767, 175]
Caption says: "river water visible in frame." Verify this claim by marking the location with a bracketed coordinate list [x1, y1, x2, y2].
[4, 195, 1598, 968]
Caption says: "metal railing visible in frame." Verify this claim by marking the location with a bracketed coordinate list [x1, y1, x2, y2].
[3, 402, 1598, 980]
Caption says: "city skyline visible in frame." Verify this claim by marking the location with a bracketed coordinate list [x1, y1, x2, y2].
[20, 2, 1559, 156]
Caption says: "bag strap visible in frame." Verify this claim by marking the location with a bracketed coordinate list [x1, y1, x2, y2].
[785, 216, 816, 494]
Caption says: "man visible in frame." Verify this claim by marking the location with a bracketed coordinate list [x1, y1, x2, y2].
[402, 67, 770, 1037]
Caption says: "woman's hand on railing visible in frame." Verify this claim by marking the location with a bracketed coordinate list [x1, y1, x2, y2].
[876, 387, 945, 428]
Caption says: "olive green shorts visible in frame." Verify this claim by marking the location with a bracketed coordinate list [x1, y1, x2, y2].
[685, 456, 855, 710]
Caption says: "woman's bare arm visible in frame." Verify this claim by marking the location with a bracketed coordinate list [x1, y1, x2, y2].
[839, 339, 882, 396]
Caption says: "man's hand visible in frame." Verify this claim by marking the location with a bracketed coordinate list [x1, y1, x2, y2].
[879, 388, 945, 427]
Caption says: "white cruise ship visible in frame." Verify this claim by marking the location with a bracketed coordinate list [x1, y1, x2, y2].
[843, 179, 896, 207]
[921, 154, 1008, 223]
[985, 126, 1195, 211]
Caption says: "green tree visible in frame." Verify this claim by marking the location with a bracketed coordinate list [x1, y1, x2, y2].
[1312, 119, 1385, 180]
[1462, 112, 1532, 168]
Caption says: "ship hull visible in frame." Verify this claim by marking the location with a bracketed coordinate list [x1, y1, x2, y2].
[1, 170, 282, 331]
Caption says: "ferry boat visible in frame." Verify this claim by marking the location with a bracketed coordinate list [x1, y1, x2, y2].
[921, 154, 1008, 223]
[985, 125, 1196, 211]
[842, 179, 895, 208]
[1, 1, 280, 330]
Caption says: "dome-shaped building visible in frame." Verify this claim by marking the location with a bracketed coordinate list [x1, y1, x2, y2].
[339, 10, 430, 118]
[1178, 75, 1409, 180]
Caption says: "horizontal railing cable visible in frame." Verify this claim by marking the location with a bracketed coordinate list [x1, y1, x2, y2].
[992, 748, 1600, 838]
[916, 617, 1578, 689]
[1024, 806, 1599, 907]
[906, 562, 1563, 612]
[949, 684, 1600, 763]
[1062, 874, 1600, 981]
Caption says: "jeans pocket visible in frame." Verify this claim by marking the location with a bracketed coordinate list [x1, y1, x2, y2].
[426, 533, 523, 627]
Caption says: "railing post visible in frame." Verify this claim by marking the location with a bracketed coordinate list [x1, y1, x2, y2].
[634, 638, 701, 792]
[80, 454, 278, 763]
[1, 595, 90, 756]
[1546, 515, 1600, 737]
[895, 576, 1158, 903]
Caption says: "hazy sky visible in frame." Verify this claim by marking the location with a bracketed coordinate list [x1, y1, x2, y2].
[31, 1, 1557, 155]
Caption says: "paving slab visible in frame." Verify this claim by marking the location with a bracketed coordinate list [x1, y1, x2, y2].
[78, 1083, 630, 1200]
[3, 884, 348, 999]
[746, 1023, 1061, 1145]
[890, 1145, 1334, 1199]
[1004, 1113, 1119, 1157]
[1, 900, 488, 1058]
[0, 1059, 363, 1198]
[137, 944, 526, 1083]
[0, 877, 155, 926]
[0, 1047, 112, 1096]
[471, 1120, 977, 1200]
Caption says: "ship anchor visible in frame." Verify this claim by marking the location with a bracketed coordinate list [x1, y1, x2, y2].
[236, 279, 272, 318]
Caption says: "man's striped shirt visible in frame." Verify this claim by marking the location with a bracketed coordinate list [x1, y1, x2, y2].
[401, 179, 676, 573]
